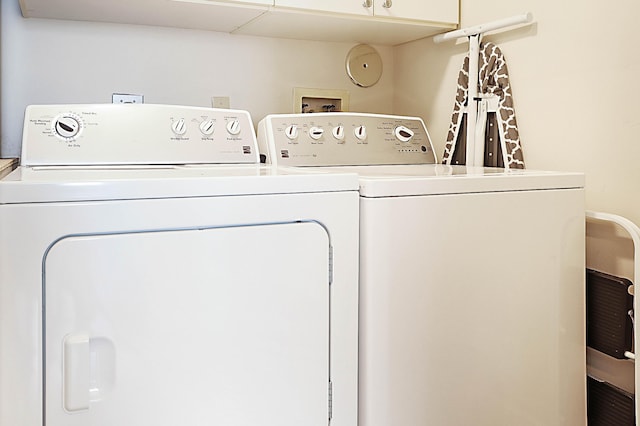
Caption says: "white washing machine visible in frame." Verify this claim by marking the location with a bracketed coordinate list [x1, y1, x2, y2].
[0, 104, 360, 426]
[258, 112, 586, 425]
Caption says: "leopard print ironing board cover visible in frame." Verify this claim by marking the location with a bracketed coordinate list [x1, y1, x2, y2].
[442, 41, 525, 169]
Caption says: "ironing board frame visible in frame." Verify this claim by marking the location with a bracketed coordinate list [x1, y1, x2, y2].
[434, 12, 533, 167]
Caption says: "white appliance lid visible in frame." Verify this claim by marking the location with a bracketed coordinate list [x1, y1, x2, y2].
[290, 164, 585, 197]
[0, 165, 359, 204]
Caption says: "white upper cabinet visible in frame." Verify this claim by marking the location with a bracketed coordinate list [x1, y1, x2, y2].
[274, 0, 458, 24]
[274, 0, 368, 16]
[371, 0, 458, 25]
[19, 0, 271, 33]
[235, 0, 458, 45]
[19, 0, 459, 45]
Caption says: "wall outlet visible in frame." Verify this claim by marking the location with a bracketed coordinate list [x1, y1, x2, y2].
[212, 96, 230, 109]
[293, 88, 350, 113]
[112, 93, 144, 104]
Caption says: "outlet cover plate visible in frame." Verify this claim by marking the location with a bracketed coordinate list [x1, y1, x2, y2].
[212, 96, 230, 109]
[112, 93, 144, 104]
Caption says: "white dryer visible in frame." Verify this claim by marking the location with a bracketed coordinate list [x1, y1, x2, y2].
[0, 104, 359, 426]
[258, 112, 586, 425]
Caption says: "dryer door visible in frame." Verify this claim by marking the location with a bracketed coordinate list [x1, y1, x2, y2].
[44, 221, 331, 426]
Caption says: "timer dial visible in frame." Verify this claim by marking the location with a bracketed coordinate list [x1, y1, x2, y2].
[53, 113, 82, 140]
[394, 125, 414, 142]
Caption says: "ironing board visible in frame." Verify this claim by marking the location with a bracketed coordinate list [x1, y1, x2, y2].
[434, 13, 532, 169]
[441, 40, 525, 169]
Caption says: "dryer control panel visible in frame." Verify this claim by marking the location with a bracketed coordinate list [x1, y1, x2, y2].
[21, 104, 259, 166]
[257, 113, 437, 166]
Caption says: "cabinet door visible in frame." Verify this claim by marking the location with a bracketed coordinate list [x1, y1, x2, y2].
[373, 0, 458, 24]
[273, 0, 457, 23]
[275, 0, 369, 16]
[20, 0, 272, 32]
[44, 222, 331, 426]
[230, 0, 272, 3]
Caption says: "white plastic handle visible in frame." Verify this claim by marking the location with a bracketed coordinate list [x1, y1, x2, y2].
[63, 334, 91, 412]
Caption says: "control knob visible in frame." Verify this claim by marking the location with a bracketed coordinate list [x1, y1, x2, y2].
[354, 125, 367, 141]
[309, 126, 324, 140]
[332, 125, 345, 141]
[172, 118, 187, 136]
[53, 114, 82, 139]
[285, 124, 299, 140]
[199, 119, 215, 136]
[226, 119, 241, 135]
[394, 125, 414, 142]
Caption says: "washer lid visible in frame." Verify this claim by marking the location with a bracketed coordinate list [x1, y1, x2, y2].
[0, 165, 359, 204]
[298, 164, 585, 197]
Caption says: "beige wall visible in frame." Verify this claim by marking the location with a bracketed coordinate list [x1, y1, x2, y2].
[395, 1, 640, 227]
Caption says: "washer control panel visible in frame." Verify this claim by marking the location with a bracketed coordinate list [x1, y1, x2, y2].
[257, 113, 437, 166]
[21, 104, 259, 166]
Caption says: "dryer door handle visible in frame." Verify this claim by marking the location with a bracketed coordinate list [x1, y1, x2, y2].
[63, 334, 91, 412]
